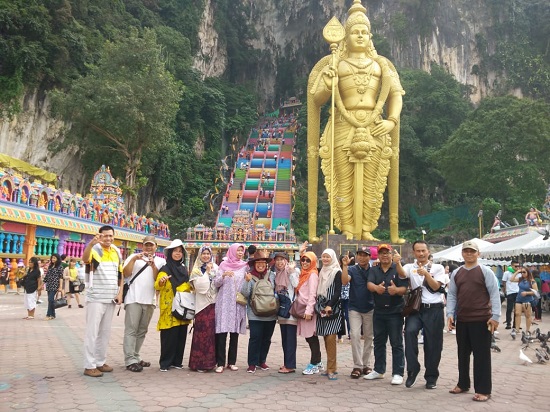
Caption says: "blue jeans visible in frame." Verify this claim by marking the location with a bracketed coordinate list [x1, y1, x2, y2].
[373, 311, 404, 376]
[46, 290, 57, 318]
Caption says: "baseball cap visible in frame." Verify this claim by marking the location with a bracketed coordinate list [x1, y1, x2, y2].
[377, 243, 392, 252]
[462, 240, 479, 252]
[356, 246, 371, 255]
[142, 235, 157, 245]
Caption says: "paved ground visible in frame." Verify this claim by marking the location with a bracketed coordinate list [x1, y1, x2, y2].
[1, 292, 548, 411]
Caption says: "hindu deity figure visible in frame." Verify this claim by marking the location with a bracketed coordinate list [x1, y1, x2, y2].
[308, 0, 404, 242]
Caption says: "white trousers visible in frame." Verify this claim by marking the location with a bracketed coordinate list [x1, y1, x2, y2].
[83, 301, 116, 369]
[349, 310, 374, 369]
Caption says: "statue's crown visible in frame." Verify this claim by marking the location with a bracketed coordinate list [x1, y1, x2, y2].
[345, 0, 371, 33]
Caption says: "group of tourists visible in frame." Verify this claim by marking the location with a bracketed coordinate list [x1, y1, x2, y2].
[17, 229, 503, 403]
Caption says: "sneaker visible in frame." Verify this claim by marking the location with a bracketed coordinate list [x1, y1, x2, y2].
[426, 382, 437, 389]
[364, 371, 384, 380]
[450, 329, 456, 335]
[391, 375, 404, 385]
[83, 368, 103, 377]
[160, 368, 168, 372]
[302, 364, 319, 375]
[316, 361, 324, 371]
[247, 365, 256, 374]
[97, 364, 113, 373]
[418, 335, 424, 344]
[258, 363, 269, 371]
[227, 364, 239, 371]
[505, 325, 511, 330]
[170, 365, 184, 370]
[405, 370, 419, 388]
[37, 299, 43, 304]
[215, 366, 224, 373]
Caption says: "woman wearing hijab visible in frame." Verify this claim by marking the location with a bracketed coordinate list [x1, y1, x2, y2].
[213, 243, 249, 373]
[188, 245, 218, 372]
[241, 250, 277, 373]
[316, 248, 343, 380]
[272, 252, 299, 373]
[154, 239, 191, 372]
[296, 241, 321, 375]
[44, 253, 64, 320]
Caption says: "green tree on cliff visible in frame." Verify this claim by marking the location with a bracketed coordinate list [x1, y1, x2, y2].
[51, 29, 183, 213]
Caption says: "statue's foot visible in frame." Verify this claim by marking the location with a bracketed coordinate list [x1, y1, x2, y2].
[362, 231, 379, 241]
[341, 231, 354, 240]
[310, 237, 321, 244]
[391, 237, 406, 244]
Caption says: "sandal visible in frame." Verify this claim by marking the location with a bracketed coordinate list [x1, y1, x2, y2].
[449, 386, 469, 394]
[139, 360, 151, 367]
[473, 394, 491, 402]
[227, 364, 239, 371]
[328, 372, 338, 381]
[278, 367, 295, 374]
[215, 366, 224, 373]
[350, 368, 362, 379]
[362, 367, 372, 375]
[126, 363, 143, 372]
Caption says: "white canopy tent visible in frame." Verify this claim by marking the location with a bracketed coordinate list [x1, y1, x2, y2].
[432, 238, 494, 263]
[481, 231, 549, 259]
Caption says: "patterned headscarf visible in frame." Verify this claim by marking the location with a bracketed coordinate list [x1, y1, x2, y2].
[191, 245, 214, 279]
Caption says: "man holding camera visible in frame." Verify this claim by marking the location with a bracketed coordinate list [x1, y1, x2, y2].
[122, 235, 165, 372]
[82, 225, 123, 377]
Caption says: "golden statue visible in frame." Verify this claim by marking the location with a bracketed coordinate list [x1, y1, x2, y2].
[307, 0, 405, 242]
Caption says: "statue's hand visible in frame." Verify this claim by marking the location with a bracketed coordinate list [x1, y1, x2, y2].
[322, 66, 338, 89]
[371, 119, 395, 137]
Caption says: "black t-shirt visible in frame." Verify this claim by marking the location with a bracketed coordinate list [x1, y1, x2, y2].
[367, 264, 408, 314]
[24, 269, 41, 294]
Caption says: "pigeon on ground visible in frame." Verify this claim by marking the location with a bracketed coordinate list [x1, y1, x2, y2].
[534, 348, 547, 364]
[511, 328, 517, 340]
[520, 349, 533, 365]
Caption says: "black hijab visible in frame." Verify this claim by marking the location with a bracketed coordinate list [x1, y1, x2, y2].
[160, 246, 189, 295]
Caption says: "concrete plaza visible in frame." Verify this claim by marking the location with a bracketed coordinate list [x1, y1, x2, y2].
[1, 292, 548, 411]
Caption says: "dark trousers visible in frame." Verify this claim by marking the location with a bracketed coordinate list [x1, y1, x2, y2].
[305, 335, 322, 364]
[247, 320, 276, 366]
[505, 293, 517, 327]
[534, 298, 542, 320]
[280, 324, 297, 369]
[46, 290, 57, 318]
[159, 324, 188, 369]
[455, 321, 492, 394]
[215, 332, 239, 367]
[338, 299, 350, 338]
[404, 306, 444, 383]
[373, 311, 404, 376]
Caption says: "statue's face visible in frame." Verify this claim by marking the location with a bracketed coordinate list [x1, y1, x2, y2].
[347, 23, 370, 52]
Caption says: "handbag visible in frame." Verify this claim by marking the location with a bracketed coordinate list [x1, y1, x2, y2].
[401, 286, 422, 317]
[172, 290, 196, 320]
[277, 290, 292, 319]
[235, 277, 247, 306]
[289, 294, 308, 318]
[314, 296, 341, 320]
[54, 293, 68, 309]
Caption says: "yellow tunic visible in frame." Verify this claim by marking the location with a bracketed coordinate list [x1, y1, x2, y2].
[154, 270, 192, 330]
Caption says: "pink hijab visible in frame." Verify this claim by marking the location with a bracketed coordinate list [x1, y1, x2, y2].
[218, 243, 248, 272]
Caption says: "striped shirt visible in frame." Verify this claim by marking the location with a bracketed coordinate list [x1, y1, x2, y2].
[86, 244, 122, 303]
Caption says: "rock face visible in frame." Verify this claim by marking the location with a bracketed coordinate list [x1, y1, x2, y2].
[0, 91, 86, 193]
[193, 0, 505, 104]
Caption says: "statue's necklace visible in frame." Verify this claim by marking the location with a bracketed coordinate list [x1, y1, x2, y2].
[347, 59, 374, 96]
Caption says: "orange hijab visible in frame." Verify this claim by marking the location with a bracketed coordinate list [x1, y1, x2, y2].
[295, 251, 318, 293]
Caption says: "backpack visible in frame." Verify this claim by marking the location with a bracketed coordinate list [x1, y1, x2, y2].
[250, 275, 279, 317]
[172, 291, 196, 320]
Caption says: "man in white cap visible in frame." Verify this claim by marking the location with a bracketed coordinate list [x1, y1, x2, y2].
[447, 240, 501, 403]
[122, 235, 166, 372]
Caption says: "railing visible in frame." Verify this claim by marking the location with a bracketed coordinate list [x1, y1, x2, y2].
[0, 232, 25, 254]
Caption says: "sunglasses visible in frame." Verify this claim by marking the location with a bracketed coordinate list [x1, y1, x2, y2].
[518, 271, 527, 274]
[300, 257, 311, 263]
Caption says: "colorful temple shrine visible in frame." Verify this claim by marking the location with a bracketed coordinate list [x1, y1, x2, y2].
[0, 163, 170, 292]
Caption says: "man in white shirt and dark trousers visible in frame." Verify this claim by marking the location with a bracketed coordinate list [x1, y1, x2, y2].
[122, 235, 165, 372]
[402, 241, 447, 389]
[501, 260, 520, 329]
